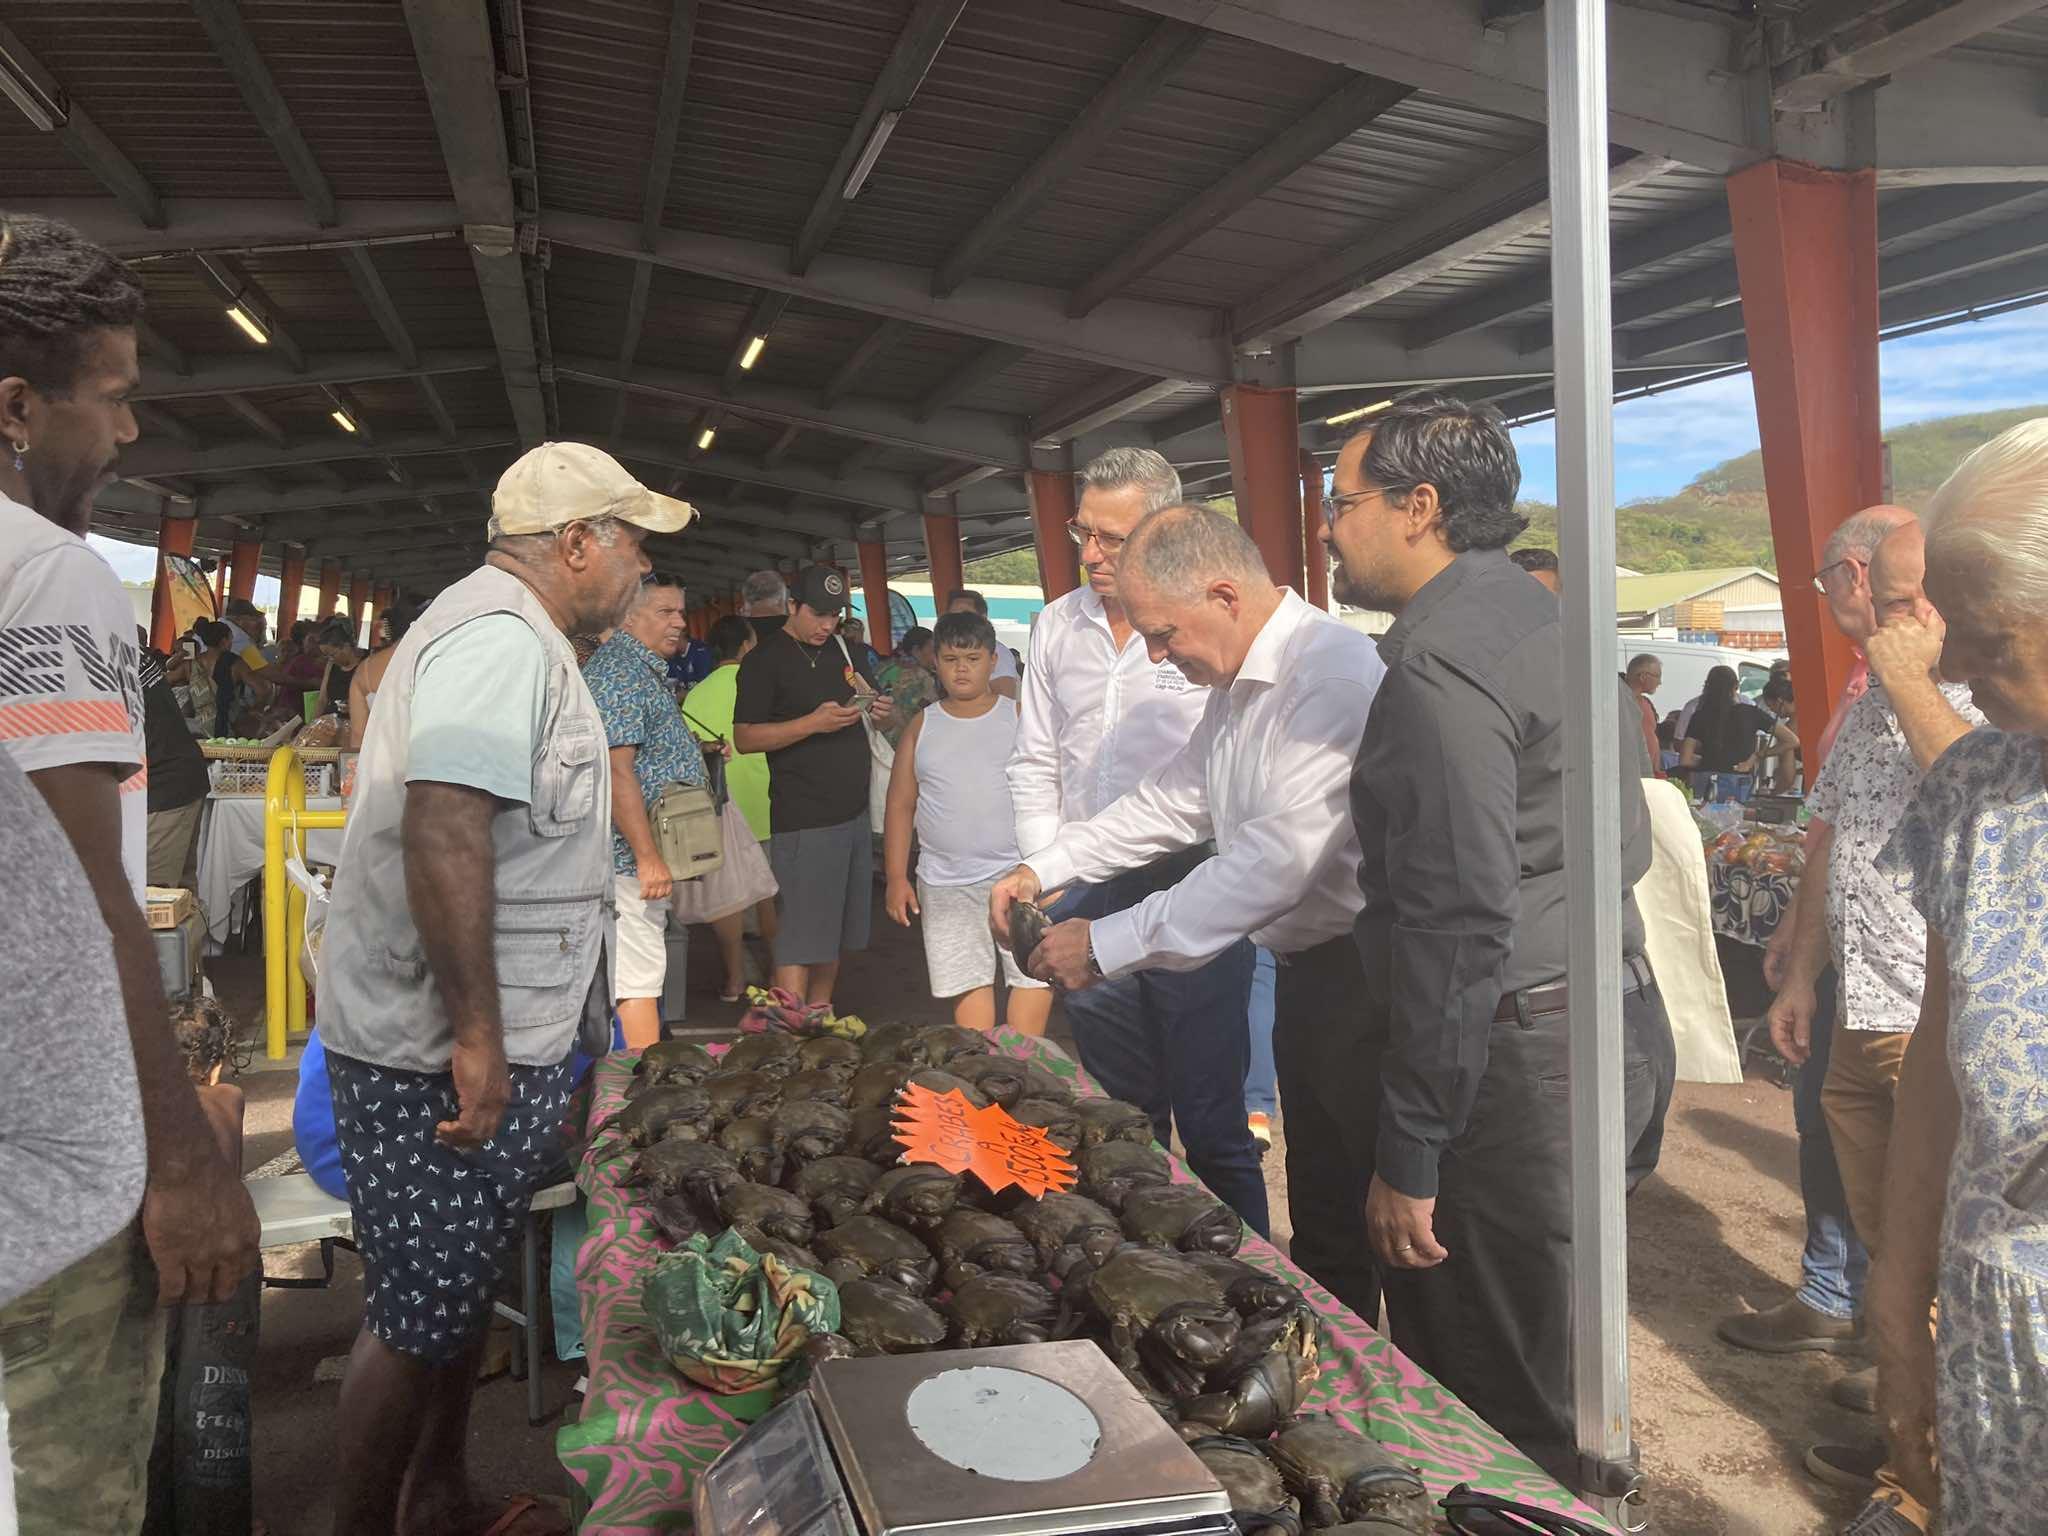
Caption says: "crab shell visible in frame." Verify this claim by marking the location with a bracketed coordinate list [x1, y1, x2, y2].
[1008, 899, 1051, 977]
[837, 1278, 948, 1356]
[1189, 1436, 1297, 1533]
[910, 1024, 996, 1069]
[703, 1070, 784, 1128]
[855, 1021, 925, 1064]
[1121, 1184, 1245, 1257]
[932, 1207, 1039, 1292]
[943, 1273, 1060, 1350]
[591, 1083, 713, 1160]
[1083, 1246, 1240, 1398]
[772, 1099, 854, 1165]
[786, 1155, 881, 1229]
[718, 1180, 817, 1247]
[777, 1068, 853, 1108]
[735, 1227, 824, 1275]
[903, 1068, 992, 1109]
[945, 1054, 1031, 1108]
[716, 1114, 787, 1187]
[846, 1062, 912, 1110]
[814, 1214, 940, 1295]
[864, 1165, 963, 1231]
[846, 1105, 907, 1166]
[1266, 1416, 1431, 1531]
[630, 1039, 718, 1088]
[1011, 1191, 1123, 1278]
[796, 1036, 863, 1078]
[1015, 1060, 1075, 1105]
[717, 1033, 804, 1079]
[1077, 1142, 1174, 1212]
[1074, 1097, 1157, 1149]
[623, 1138, 742, 1213]
[1008, 1097, 1083, 1155]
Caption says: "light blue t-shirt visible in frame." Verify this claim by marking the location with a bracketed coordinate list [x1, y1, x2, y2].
[404, 613, 551, 804]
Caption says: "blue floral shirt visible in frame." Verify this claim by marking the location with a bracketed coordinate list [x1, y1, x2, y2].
[585, 630, 708, 875]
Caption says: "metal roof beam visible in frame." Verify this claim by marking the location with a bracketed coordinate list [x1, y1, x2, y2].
[791, 0, 967, 274]
[1772, 0, 2048, 111]
[914, 344, 1029, 422]
[1068, 73, 1413, 317]
[563, 355, 1026, 468]
[608, 259, 655, 444]
[132, 403, 202, 451]
[136, 348, 495, 402]
[822, 318, 908, 406]
[99, 475, 487, 529]
[724, 291, 791, 391]
[135, 320, 191, 377]
[0, 21, 165, 227]
[762, 424, 802, 466]
[417, 375, 460, 441]
[1867, 55, 2048, 185]
[193, 253, 308, 371]
[189, 0, 337, 226]
[1031, 372, 1187, 444]
[337, 245, 420, 369]
[640, 0, 697, 249]
[402, 0, 547, 446]
[932, 21, 1207, 298]
[220, 395, 289, 447]
[1235, 150, 1679, 348]
[116, 427, 516, 481]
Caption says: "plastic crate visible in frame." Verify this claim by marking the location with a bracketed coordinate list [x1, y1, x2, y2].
[208, 757, 333, 797]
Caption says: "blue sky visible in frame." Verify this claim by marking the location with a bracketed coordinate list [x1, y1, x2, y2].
[1510, 302, 2048, 503]
[92, 303, 2048, 596]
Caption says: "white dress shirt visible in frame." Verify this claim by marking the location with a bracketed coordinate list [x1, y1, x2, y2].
[1008, 582, 1210, 859]
[1027, 591, 1386, 975]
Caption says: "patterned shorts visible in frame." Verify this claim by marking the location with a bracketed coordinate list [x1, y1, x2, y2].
[327, 1050, 577, 1364]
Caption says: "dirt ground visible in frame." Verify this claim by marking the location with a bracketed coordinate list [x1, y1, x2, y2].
[217, 921, 1867, 1536]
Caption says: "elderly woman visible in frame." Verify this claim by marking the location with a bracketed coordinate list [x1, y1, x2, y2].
[1871, 418, 2048, 1530]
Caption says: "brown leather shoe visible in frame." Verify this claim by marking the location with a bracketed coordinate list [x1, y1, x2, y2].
[1832, 1364, 1877, 1414]
[1716, 1296, 1861, 1354]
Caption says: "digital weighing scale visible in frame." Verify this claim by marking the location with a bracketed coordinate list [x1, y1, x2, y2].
[693, 1340, 1237, 1536]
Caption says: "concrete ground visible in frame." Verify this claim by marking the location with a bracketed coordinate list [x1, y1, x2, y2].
[217, 920, 1868, 1536]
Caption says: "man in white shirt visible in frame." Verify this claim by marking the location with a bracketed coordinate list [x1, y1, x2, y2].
[997, 501, 1386, 1265]
[1003, 448, 1269, 1234]
[220, 596, 271, 669]
[0, 210, 257, 1535]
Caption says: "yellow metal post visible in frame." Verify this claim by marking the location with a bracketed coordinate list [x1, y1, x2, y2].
[263, 747, 346, 1059]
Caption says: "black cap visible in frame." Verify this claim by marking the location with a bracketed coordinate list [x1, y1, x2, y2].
[790, 565, 850, 614]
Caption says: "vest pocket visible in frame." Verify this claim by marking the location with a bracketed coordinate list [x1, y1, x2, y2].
[533, 714, 599, 837]
[496, 898, 596, 1021]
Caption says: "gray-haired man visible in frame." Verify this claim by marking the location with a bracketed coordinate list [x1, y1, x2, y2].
[742, 568, 790, 643]
[1003, 448, 1270, 1234]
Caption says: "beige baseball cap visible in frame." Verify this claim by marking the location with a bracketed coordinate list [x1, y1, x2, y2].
[488, 442, 697, 539]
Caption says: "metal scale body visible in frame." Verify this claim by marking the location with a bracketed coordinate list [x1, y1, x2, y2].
[693, 1341, 1235, 1536]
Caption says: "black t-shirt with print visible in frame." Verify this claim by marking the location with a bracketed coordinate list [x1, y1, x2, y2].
[733, 629, 878, 833]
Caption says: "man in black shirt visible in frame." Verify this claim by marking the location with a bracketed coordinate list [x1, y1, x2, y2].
[1321, 390, 1674, 1493]
[138, 632, 210, 887]
[734, 566, 894, 1006]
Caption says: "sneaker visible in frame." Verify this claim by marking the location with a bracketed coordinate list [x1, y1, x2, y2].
[1839, 1493, 1923, 1535]
[1716, 1296, 1861, 1354]
[1804, 1439, 1884, 1491]
[1832, 1365, 1877, 1415]
[1247, 1113, 1273, 1152]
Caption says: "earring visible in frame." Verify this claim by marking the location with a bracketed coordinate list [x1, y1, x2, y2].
[8, 439, 24, 473]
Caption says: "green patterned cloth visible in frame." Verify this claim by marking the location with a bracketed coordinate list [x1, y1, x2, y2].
[871, 655, 939, 749]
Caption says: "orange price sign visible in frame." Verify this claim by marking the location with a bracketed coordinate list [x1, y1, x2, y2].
[892, 1084, 1077, 1200]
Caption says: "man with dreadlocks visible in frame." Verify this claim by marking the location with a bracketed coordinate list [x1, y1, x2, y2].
[0, 211, 259, 1534]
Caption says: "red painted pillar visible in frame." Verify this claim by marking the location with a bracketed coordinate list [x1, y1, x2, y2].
[1222, 385, 1305, 593]
[276, 548, 307, 632]
[212, 553, 231, 606]
[151, 514, 198, 652]
[1728, 158, 1881, 780]
[922, 495, 965, 610]
[857, 537, 892, 656]
[347, 575, 369, 628]
[1026, 445, 1080, 601]
[227, 538, 261, 602]
[316, 561, 342, 618]
[1299, 448, 1329, 611]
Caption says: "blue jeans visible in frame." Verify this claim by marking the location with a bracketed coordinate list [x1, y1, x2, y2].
[1795, 967, 1868, 1320]
[1052, 854, 1269, 1238]
[1245, 947, 1278, 1117]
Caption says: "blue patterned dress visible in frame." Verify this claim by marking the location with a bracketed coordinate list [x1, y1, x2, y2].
[1879, 730, 2048, 1531]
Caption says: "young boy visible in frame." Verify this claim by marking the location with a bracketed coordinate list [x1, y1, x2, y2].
[884, 611, 1052, 1035]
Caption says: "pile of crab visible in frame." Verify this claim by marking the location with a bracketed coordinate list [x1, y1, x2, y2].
[596, 1022, 1434, 1534]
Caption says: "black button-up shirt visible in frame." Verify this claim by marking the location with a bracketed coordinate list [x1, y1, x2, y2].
[1351, 549, 1652, 1199]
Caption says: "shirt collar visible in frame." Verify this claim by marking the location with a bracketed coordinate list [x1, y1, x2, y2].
[1377, 548, 1509, 660]
[606, 628, 668, 678]
[1232, 589, 1310, 691]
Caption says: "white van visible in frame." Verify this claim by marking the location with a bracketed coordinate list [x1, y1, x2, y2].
[1622, 637, 1784, 725]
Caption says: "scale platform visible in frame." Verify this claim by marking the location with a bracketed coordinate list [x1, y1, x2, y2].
[694, 1340, 1233, 1536]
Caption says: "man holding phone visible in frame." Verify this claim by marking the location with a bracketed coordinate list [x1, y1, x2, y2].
[734, 566, 895, 1008]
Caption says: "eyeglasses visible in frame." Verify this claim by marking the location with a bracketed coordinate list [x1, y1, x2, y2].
[1811, 556, 1862, 594]
[1322, 484, 1412, 528]
[1066, 520, 1127, 554]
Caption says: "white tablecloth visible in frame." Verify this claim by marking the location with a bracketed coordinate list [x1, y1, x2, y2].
[195, 793, 345, 944]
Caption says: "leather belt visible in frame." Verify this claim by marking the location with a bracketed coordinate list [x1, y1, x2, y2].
[1494, 954, 1653, 1024]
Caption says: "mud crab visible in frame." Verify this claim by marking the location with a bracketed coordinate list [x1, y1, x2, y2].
[1075, 1097, 1157, 1148]
[846, 1061, 912, 1110]
[772, 1100, 853, 1166]
[629, 1039, 717, 1092]
[1121, 1184, 1245, 1256]
[1077, 1141, 1173, 1211]
[846, 1105, 907, 1165]
[591, 1083, 713, 1161]
[932, 1207, 1040, 1291]
[717, 1181, 816, 1248]
[903, 1068, 991, 1109]
[1009, 1096, 1083, 1154]
[1177, 1307, 1320, 1439]
[909, 1023, 995, 1069]
[837, 1278, 948, 1356]
[1008, 899, 1051, 977]
[795, 1036, 863, 1078]
[702, 1070, 783, 1128]
[716, 1113, 787, 1186]
[1189, 1436, 1302, 1536]
[813, 1214, 940, 1295]
[1011, 1190, 1123, 1278]
[863, 1165, 963, 1231]
[1081, 1245, 1242, 1399]
[1266, 1416, 1432, 1532]
[945, 1054, 1031, 1108]
[786, 1155, 880, 1229]
[777, 1068, 853, 1107]
[621, 1139, 742, 1216]
[717, 1033, 804, 1079]
[855, 1021, 924, 1064]
[943, 1273, 1061, 1349]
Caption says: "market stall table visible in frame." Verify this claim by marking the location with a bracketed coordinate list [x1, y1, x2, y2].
[557, 1029, 1610, 1534]
[1703, 824, 1805, 950]
[195, 792, 344, 944]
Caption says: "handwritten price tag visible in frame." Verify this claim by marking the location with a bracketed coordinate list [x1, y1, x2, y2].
[892, 1085, 1077, 1199]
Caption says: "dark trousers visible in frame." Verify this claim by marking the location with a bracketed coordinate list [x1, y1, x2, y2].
[1379, 972, 1671, 1494]
[1053, 852, 1268, 1238]
[1272, 934, 1385, 1325]
[1794, 967, 1869, 1319]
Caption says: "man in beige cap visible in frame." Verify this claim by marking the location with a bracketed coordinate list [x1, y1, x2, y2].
[315, 442, 689, 1536]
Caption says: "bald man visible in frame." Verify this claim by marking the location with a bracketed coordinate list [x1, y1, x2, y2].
[1766, 517, 1980, 1530]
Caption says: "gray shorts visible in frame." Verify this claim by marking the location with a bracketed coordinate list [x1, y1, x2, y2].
[918, 876, 1049, 999]
[769, 811, 872, 967]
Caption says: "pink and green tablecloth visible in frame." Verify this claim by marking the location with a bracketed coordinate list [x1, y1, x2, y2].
[556, 1029, 1608, 1533]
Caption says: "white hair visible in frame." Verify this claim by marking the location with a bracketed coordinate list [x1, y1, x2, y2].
[1927, 417, 2048, 616]
[1821, 504, 1914, 570]
[1121, 504, 1270, 601]
[741, 569, 787, 613]
[1079, 446, 1182, 516]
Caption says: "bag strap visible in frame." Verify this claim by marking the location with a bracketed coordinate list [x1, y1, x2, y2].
[676, 706, 729, 809]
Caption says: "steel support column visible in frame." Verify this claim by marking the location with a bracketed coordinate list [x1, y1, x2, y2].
[1026, 444, 1080, 601]
[276, 549, 306, 632]
[1221, 384, 1305, 593]
[922, 495, 966, 609]
[227, 538, 261, 602]
[151, 514, 198, 652]
[1728, 157, 1882, 776]
[316, 561, 342, 618]
[857, 538, 892, 655]
[1299, 448, 1329, 610]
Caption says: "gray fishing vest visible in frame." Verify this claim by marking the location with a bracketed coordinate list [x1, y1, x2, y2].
[319, 564, 613, 1073]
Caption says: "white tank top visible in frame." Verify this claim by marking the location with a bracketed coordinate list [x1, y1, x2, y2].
[913, 696, 1024, 887]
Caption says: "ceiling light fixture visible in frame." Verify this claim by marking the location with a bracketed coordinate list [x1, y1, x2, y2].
[738, 334, 767, 371]
[842, 111, 900, 201]
[1324, 398, 1392, 428]
[696, 426, 716, 451]
[331, 408, 358, 433]
[225, 302, 270, 346]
